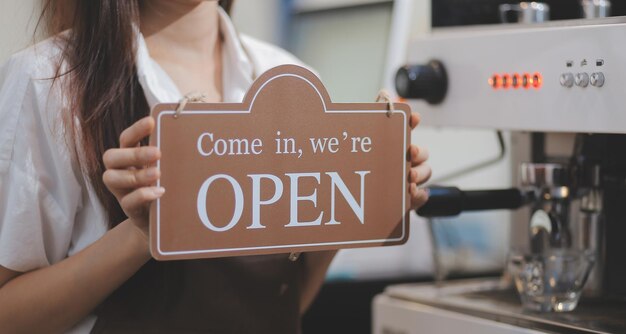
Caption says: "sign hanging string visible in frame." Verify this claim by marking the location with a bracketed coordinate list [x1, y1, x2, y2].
[175, 92, 210, 118]
[375, 89, 395, 118]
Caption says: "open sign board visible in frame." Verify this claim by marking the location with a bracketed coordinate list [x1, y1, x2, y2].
[149, 65, 411, 260]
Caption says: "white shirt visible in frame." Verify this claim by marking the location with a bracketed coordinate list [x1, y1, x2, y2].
[0, 8, 306, 333]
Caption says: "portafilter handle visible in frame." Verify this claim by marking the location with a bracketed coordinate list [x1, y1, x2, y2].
[417, 186, 534, 218]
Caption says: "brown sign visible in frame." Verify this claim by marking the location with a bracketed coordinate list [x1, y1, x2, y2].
[149, 65, 411, 260]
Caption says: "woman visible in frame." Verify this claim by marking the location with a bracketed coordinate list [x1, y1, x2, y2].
[0, 1, 431, 333]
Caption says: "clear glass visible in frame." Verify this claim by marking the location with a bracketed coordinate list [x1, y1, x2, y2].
[507, 249, 595, 312]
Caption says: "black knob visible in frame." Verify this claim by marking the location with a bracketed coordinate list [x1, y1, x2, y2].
[395, 60, 448, 104]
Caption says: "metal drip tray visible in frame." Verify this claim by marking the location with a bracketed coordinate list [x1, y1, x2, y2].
[384, 278, 626, 333]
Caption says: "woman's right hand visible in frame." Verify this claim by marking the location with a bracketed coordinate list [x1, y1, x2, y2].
[102, 116, 164, 235]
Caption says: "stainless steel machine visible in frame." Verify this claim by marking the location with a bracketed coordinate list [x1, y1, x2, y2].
[374, 1, 626, 333]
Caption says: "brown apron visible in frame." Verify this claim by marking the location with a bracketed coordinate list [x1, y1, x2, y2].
[91, 254, 305, 334]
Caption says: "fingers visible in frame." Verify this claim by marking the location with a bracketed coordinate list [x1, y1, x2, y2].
[409, 164, 432, 186]
[407, 141, 431, 209]
[103, 146, 161, 169]
[103, 167, 160, 194]
[120, 187, 165, 218]
[409, 112, 421, 130]
[410, 184, 429, 209]
[102, 117, 159, 223]
[119, 116, 155, 148]
[409, 145, 429, 167]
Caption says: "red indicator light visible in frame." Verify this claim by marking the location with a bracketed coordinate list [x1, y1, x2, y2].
[492, 72, 540, 90]
[532, 72, 543, 89]
[523, 73, 532, 89]
[512, 73, 522, 89]
[502, 74, 511, 89]
[489, 74, 502, 89]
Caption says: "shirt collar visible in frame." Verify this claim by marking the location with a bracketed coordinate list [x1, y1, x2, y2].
[135, 6, 254, 109]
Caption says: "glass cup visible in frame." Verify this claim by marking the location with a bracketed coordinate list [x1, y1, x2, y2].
[507, 249, 595, 312]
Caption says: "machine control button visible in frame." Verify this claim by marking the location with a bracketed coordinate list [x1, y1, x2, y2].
[560, 73, 574, 87]
[396, 60, 448, 104]
[590, 72, 605, 87]
[575, 73, 590, 87]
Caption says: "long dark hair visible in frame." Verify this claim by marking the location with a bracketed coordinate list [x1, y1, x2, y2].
[41, 1, 233, 226]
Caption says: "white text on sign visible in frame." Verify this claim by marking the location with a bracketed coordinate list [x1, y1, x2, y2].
[196, 171, 371, 232]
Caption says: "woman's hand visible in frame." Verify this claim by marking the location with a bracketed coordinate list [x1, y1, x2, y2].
[408, 112, 431, 209]
[102, 116, 164, 234]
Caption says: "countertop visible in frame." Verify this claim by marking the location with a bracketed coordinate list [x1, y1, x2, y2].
[384, 278, 626, 334]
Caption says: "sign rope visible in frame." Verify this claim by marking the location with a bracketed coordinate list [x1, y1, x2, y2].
[175, 92, 210, 118]
[375, 89, 395, 117]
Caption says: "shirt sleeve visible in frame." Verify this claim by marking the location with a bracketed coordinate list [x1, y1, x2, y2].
[0, 47, 82, 273]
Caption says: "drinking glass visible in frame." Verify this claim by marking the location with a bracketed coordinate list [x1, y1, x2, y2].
[507, 249, 595, 312]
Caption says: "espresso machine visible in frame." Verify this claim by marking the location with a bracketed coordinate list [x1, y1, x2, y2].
[374, 1, 626, 332]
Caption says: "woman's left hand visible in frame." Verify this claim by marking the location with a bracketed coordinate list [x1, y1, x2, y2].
[408, 112, 431, 209]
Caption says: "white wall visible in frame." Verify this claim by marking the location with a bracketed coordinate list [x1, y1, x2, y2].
[287, 3, 393, 102]
[230, 0, 283, 46]
[0, 0, 39, 63]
